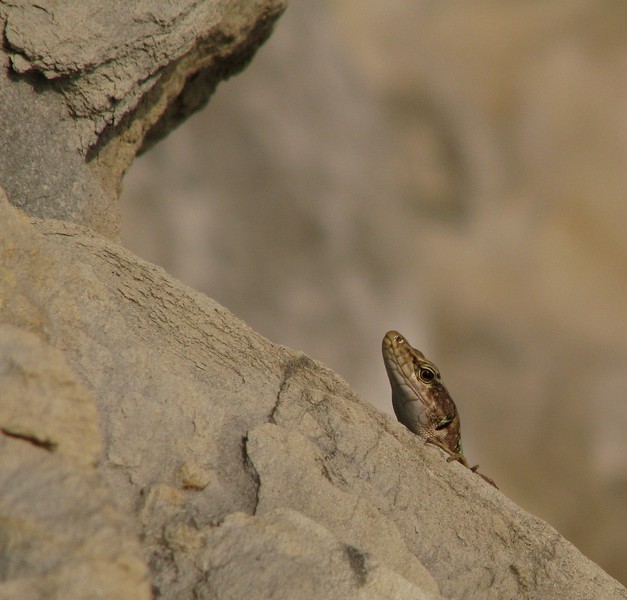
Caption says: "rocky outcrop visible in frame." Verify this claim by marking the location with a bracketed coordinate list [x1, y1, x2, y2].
[1, 191, 625, 598]
[0, 0, 285, 238]
[0, 1, 625, 599]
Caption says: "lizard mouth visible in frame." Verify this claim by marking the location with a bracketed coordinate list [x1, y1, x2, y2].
[381, 332, 406, 380]
[382, 331, 415, 383]
[381, 330, 405, 364]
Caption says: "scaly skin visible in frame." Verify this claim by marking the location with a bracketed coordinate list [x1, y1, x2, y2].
[382, 330, 497, 487]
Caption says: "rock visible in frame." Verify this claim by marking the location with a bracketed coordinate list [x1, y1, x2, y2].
[198, 509, 436, 600]
[1, 191, 625, 598]
[246, 422, 440, 595]
[0, 0, 286, 238]
[0, 325, 101, 467]
[0, 429, 149, 600]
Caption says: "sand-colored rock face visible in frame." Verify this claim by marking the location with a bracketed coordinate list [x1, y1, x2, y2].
[0, 197, 147, 598]
[1, 1, 625, 598]
[1, 193, 625, 598]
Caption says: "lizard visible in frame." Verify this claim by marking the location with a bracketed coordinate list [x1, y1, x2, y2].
[382, 330, 497, 488]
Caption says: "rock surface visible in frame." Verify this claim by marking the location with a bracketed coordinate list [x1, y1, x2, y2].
[0, 0, 285, 238]
[0, 324, 150, 600]
[1, 191, 625, 599]
[0, 1, 626, 599]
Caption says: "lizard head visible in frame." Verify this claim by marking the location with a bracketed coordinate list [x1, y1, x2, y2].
[382, 330, 462, 454]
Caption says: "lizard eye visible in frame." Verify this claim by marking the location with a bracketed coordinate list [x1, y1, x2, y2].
[435, 418, 453, 430]
[419, 367, 435, 383]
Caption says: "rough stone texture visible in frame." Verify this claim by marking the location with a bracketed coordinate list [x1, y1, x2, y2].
[0, 438, 150, 600]
[0, 325, 101, 467]
[122, 0, 627, 584]
[1, 1, 626, 599]
[198, 509, 431, 599]
[0, 323, 150, 600]
[0, 0, 285, 238]
[1, 191, 625, 599]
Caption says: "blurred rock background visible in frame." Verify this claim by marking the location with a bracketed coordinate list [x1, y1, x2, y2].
[121, 0, 627, 584]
